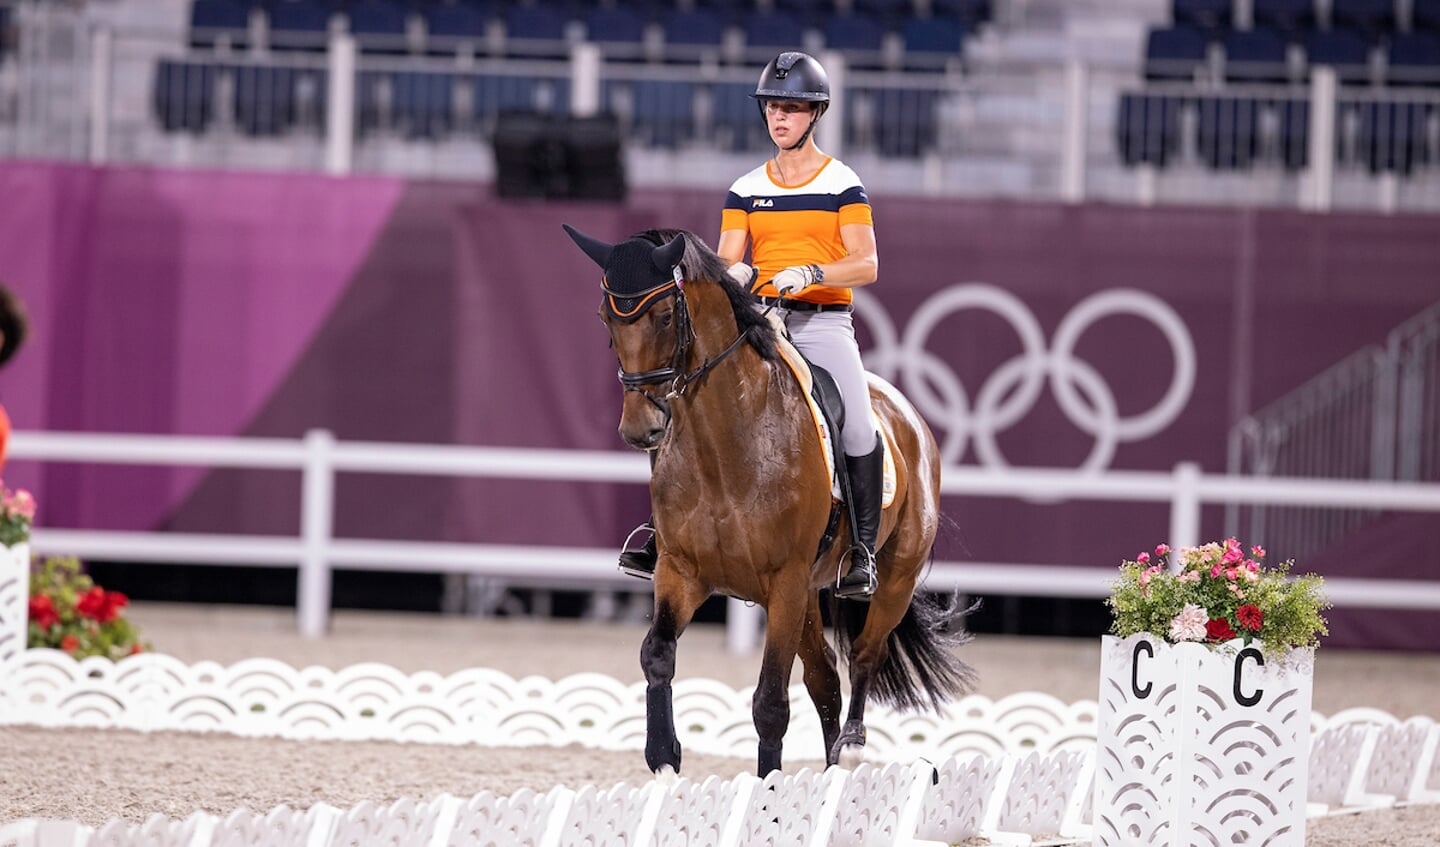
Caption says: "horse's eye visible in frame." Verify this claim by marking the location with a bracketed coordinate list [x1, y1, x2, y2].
[657, 310, 673, 330]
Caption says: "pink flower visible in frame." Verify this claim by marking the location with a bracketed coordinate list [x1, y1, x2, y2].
[1251, 545, 1266, 559]
[1222, 542, 1244, 565]
[1169, 604, 1209, 642]
[1224, 567, 1239, 581]
[1178, 570, 1201, 583]
[1155, 544, 1170, 556]
[1136, 552, 1150, 564]
[1211, 564, 1223, 578]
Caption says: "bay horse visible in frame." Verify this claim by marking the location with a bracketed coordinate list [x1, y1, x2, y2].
[563, 224, 976, 777]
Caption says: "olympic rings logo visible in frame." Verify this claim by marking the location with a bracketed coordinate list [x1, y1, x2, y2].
[856, 284, 1197, 472]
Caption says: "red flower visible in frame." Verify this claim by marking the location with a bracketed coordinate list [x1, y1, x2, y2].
[59, 634, 80, 653]
[28, 595, 60, 629]
[129, 643, 144, 655]
[100, 591, 129, 623]
[1206, 618, 1237, 641]
[1236, 604, 1264, 632]
[76, 587, 107, 620]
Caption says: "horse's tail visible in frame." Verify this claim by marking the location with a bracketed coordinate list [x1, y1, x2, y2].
[832, 591, 980, 713]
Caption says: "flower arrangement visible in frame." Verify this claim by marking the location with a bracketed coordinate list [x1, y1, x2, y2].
[1107, 538, 1329, 658]
[28, 555, 149, 660]
[0, 480, 35, 546]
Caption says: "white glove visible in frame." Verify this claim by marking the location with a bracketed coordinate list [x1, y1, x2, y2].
[770, 264, 819, 296]
[726, 262, 757, 289]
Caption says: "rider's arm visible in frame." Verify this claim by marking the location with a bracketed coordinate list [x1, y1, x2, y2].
[717, 229, 749, 267]
[811, 223, 878, 289]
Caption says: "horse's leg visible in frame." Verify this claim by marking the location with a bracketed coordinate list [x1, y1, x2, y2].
[640, 575, 708, 778]
[753, 574, 810, 776]
[831, 565, 917, 768]
[796, 589, 843, 765]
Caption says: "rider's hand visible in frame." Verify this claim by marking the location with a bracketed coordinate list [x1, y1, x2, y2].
[771, 265, 817, 296]
[727, 262, 757, 289]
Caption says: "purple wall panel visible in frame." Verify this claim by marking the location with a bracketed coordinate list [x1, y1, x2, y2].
[1, 164, 1436, 648]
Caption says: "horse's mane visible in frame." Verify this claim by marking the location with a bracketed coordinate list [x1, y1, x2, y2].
[637, 228, 781, 363]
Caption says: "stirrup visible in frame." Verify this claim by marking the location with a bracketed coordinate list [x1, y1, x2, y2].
[618, 523, 657, 580]
[834, 546, 877, 600]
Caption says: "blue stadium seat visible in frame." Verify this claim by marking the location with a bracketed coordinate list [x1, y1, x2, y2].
[661, 8, 725, 48]
[504, 2, 569, 43]
[359, 70, 454, 139]
[1144, 24, 1211, 81]
[1116, 92, 1184, 166]
[743, 9, 806, 52]
[267, 0, 335, 50]
[854, 0, 912, 27]
[901, 16, 966, 68]
[1252, 0, 1317, 36]
[1355, 99, 1430, 173]
[871, 87, 940, 157]
[153, 59, 219, 133]
[823, 12, 887, 54]
[424, 0, 491, 53]
[584, 6, 648, 47]
[1416, 0, 1440, 33]
[190, 0, 253, 49]
[710, 80, 770, 152]
[1172, 0, 1233, 34]
[234, 64, 327, 135]
[931, 0, 991, 26]
[347, 0, 410, 54]
[1385, 31, 1440, 86]
[626, 79, 696, 148]
[773, 0, 826, 27]
[1223, 26, 1290, 83]
[1330, 0, 1395, 40]
[1303, 28, 1372, 85]
[472, 73, 569, 122]
[1196, 95, 1261, 168]
[0, 6, 9, 60]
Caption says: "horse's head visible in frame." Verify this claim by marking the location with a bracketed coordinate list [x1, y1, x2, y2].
[564, 224, 693, 450]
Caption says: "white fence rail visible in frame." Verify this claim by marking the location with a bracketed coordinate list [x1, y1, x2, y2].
[11, 429, 1440, 647]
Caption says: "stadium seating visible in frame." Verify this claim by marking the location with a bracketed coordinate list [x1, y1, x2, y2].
[1385, 31, 1440, 86]
[1252, 0, 1317, 36]
[1330, 0, 1395, 41]
[267, 0, 335, 51]
[1304, 28, 1373, 85]
[1116, 92, 1183, 166]
[189, 0, 252, 50]
[1171, 0, 1233, 35]
[1144, 24, 1210, 81]
[347, 0, 410, 54]
[1222, 26, 1291, 83]
[1356, 99, 1431, 173]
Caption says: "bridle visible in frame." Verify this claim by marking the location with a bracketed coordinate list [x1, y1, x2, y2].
[602, 266, 754, 418]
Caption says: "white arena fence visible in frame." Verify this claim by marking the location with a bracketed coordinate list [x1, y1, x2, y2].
[12, 428, 1440, 649]
[0, 649, 1435, 847]
[10, 428, 1440, 649]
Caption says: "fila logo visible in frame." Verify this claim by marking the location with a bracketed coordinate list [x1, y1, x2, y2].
[752, 198, 774, 208]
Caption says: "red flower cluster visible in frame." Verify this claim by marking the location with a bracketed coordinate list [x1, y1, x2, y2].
[75, 586, 129, 623]
[1236, 604, 1264, 632]
[27, 594, 59, 629]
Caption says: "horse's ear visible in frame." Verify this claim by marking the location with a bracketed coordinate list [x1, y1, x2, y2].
[652, 234, 687, 276]
[562, 224, 613, 270]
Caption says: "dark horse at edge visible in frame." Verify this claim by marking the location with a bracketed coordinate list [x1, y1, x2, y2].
[564, 224, 976, 777]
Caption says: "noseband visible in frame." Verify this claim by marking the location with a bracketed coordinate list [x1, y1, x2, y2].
[603, 269, 754, 418]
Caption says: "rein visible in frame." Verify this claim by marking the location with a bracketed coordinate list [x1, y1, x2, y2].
[603, 272, 754, 412]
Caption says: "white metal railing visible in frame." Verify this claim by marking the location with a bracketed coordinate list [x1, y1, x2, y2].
[10, 429, 1440, 651]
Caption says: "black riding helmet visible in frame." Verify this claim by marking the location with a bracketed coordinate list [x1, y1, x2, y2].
[752, 51, 829, 151]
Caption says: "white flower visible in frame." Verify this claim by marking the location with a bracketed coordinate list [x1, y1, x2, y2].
[1169, 603, 1209, 642]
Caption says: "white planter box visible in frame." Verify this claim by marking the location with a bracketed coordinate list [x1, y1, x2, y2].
[1094, 633, 1314, 846]
[0, 542, 29, 665]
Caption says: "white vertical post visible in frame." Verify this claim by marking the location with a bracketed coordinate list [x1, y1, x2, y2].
[570, 42, 601, 118]
[299, 429, 335, 638]
[325, 33, 356, 176]
[0, 542, 30, 667]
[87, 25, 112, 164]
[1060, 59, 1088, 203]
[726, 597, 762, 653]
[817, 50, 845, 159]
[1169, 461, 1201, 566]
[1302, 66, 1336, 212]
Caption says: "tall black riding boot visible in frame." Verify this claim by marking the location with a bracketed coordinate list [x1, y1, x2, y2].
[618, 520, 658, 580]
[837, 441, 884, 600]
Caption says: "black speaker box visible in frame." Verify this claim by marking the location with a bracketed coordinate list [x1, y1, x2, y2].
[493, 111, 627, 201]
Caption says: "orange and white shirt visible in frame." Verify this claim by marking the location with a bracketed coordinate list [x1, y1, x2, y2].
[721, 157, 873, 307]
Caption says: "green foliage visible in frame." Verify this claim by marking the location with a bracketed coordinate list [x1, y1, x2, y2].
[26, 555, 150, 660]
[1106, 539, 1329, 660]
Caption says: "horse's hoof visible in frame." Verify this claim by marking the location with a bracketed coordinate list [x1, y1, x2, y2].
[653, 765, 679, 786]
[836, 743, 866, 770]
